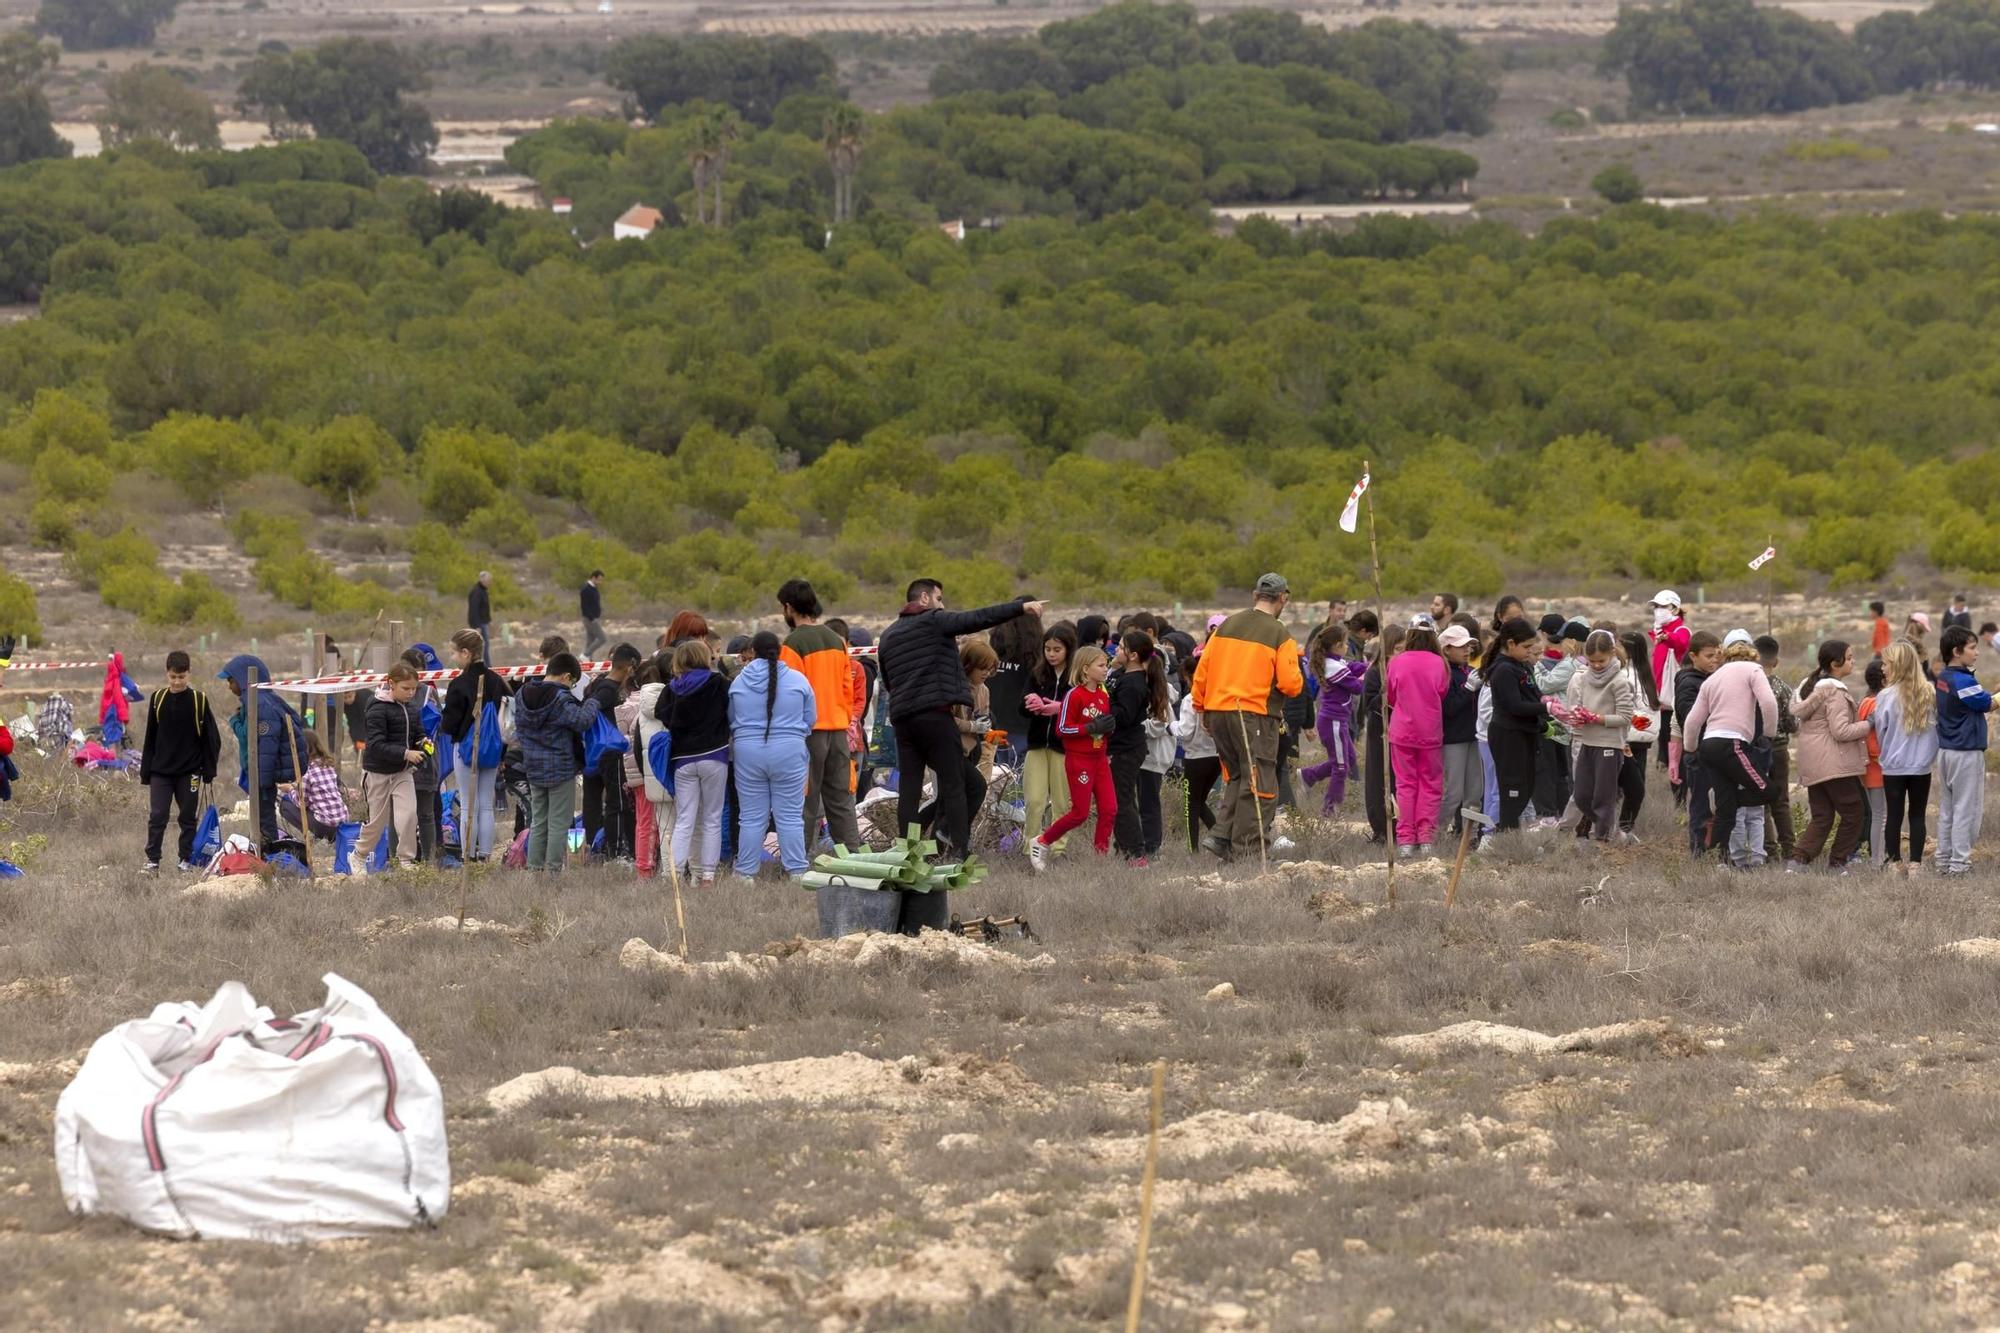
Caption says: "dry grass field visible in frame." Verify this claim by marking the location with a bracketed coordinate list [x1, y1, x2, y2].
[7, 738, 2000, 1329]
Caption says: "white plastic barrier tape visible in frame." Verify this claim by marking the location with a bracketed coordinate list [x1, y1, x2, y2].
[255, 661, 613, 695]
[0, 659, 113, 672]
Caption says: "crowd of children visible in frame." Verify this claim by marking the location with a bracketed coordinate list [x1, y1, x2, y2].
[3, 580, 1994, 883]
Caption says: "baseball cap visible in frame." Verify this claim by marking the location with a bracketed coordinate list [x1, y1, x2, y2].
[1409, 612, 1436, 630]
[1206, 613, 1227, 631]
[846, 626, 872, 647]
[1721, 628, 1754, 649]
[1537, 613, 1566, 638]
[1438, 625, 1474, 648]
[725, 635, 751, 654]
[1254, 572, 1290, 598]
[1561, 619, 1591, 643]
[1910, 611, 1932, 632]
[1650, 589, 1681, 608]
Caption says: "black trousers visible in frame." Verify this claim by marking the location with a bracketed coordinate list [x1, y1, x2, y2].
[1490, 728, 1538, 831]
[1618, 742, 1650, 831]
[897, 710, 973, 856]
[1533, 735, 1571, 820]
[582, 770, 627, 858]
[1109, 748, 1145, 858]
[919, 754, 986, 848]
[1138, 769, 1164, 856]
[1363, 717, 1389, 842]
[1883, 772, 1932, 863]
[1699, 736, 1769, 856]
[147, 774, 201, 865]
[1184, 756, 1222, 852]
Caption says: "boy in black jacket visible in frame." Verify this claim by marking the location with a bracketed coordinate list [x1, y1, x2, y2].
[140, 650, 220, 872]
[1674, 631, 1722, 855]
[360, 662, 426, 871]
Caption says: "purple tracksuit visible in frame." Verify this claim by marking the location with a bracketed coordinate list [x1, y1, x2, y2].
[1301, 656, 1366, 812]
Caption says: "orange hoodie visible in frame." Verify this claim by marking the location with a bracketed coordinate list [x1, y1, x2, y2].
[780, 622, 852, 733]
[1192, 607, 1304, 716]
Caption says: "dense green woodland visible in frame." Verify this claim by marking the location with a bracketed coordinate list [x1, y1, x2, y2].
[516, 6, 1487, 231]
[1606, 0, 2000, 115]
[2, 141, 2000, 629]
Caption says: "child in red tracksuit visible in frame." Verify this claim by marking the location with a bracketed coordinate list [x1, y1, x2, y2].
[1029, 647, 1114, 869]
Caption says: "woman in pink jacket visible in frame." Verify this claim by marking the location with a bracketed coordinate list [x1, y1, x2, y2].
[1385, 623, 1450, 854]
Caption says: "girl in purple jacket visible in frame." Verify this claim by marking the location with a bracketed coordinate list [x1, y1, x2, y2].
[1302, 621, 1367, 814]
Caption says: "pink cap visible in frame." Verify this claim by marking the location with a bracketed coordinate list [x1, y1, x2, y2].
[1910, 611, 1932, 632]
[1206, 614, 1227, 631]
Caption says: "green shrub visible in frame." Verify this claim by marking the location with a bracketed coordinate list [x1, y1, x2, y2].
[29, 499, 77, 549]
[67, 527, 161, 589]
[535, 533, 644, 591]
[462, 497, 538, 555]
[421, 455, 500, 524]
[32, 449, 114, 504]
[99, 563, 175, 617]
[292, 416, 391, 510]
[1590, 163, 1643, 205]
[0, 571, 42, 640]
[145, 413, 266, 504]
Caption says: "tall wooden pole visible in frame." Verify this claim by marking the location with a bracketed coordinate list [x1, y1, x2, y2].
[245, 681, 262, 853]
[1362, 460, 1397, 904]
[1765, 532, 1774, 637]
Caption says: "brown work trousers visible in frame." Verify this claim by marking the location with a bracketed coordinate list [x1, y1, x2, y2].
[1212, 710, 1281, 858]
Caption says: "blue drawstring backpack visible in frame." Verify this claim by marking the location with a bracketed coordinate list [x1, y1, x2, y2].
[332, 821, 362, 875]
[582, 710, 629, 774]
[370, 830, 390, 873]
[647, 730, 675, 798]
[265, 851, 311, 878]
[0, 859, 22, 878]
[191, 806, 222, 864]
[455, 701, 503, 770]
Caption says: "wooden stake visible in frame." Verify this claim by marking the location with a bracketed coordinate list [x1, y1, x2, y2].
[1124, 1059, 1167, 1333]
[1765, 531, 1774, 637]
[1362, 458, 1397, 903]
[1446, 815, 1476, 909]
[663, 813, 689, 960]
[457, 672, 486, 929]
[281, 692, 315, 878]
[245, 681, 262, 852]
[1235, 707, 1269, 876]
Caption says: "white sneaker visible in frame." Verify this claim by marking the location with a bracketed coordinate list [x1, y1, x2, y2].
[140, 862, 159, 875]
[1272, 836, 1297, 853]
[176, 860, 196, 873]
[1027, 839, 1048, 874]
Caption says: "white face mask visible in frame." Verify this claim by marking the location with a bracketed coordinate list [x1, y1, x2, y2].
[1652, 606, 1674, 629]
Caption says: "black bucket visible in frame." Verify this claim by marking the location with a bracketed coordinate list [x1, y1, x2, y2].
[817, 879, 904, 938]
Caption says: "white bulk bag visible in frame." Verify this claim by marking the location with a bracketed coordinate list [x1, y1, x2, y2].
[55, 972, 449, 1241]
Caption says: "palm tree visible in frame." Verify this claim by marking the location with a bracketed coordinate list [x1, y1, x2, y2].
[821, 103, 864, 224]
[706, 106, 740, 227]
[687, 117, 717, 227]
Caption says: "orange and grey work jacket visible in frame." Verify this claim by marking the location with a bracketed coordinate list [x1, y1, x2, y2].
[1191, 607, 1305, 716]
[779, 623, 853, 733]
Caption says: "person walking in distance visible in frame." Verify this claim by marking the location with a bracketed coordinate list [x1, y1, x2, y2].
[1190, 573, 1305, 862]
[877, 578, 1044, 872]
[777, 578, 862, 853]
[581, 571, 607, 659]
[467, 571, 493, 662]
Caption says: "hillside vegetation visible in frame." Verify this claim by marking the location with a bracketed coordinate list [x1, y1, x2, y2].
[3, 133, 2000, 635]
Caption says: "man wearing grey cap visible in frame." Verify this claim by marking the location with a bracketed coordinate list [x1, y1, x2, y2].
[1190, 573, 1304, 861]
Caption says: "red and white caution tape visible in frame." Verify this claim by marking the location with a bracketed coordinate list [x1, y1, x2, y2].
[0, 659, 113, 672]
[256, 661, 613, 695]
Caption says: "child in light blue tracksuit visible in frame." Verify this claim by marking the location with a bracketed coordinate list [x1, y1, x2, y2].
[1935, 625, 1990, 876]
[729, 631, 817, 878]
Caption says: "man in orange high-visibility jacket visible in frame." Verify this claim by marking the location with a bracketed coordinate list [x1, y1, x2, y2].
[778, 578, 862, 851]
[1192, 572, 1305, 861]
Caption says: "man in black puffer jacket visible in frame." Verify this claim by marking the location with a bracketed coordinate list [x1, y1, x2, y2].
[878, 578, 1043, 872]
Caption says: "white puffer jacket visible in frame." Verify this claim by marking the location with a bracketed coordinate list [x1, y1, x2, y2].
[633, 681, 672, 805]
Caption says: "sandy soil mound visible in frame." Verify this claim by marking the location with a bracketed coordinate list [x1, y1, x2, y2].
[619, 929, 1051, 978]
[1941, 938, 2000, 961]
[1081, 1097, 1554, 1168]
[0, 975, 71, 1004]
[1386, 1017, 1700, 1059]
[1173, 856, 1480, 896]
[486, 1051, 1029, 1113]
[361, 915, 519, 943]
[1522, 939, 1618, 967]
